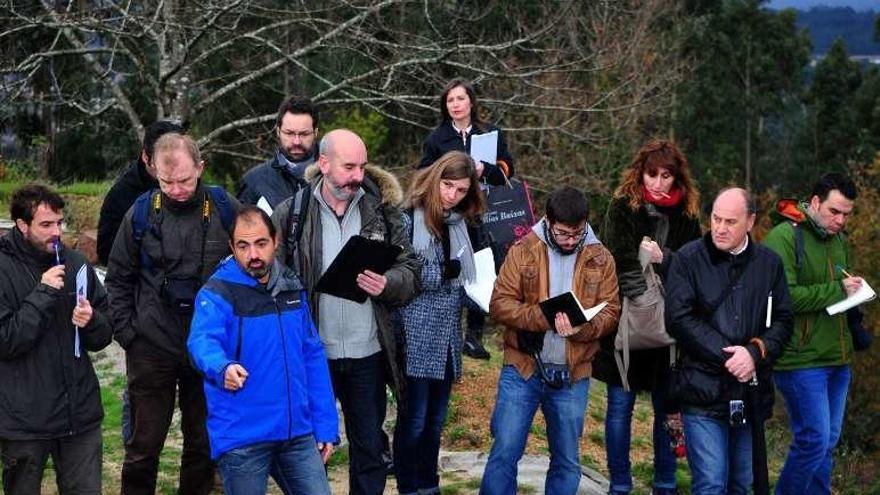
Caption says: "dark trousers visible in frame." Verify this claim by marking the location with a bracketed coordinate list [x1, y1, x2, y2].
[0, 426, 102, 495]
[328, 351, 388, 495]
[393, 360, 454, 494]
[121, 339, 213, 495]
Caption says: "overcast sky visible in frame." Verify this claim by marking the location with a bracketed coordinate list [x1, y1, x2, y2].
[768, 0, 878, 10]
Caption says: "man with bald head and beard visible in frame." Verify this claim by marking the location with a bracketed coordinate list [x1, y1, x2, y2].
[272, 129, 420, 495]
[665, 188, 793, 494]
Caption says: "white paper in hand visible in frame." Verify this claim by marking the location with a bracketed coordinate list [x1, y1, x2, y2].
[74, 265, 87, 358]
[469, 131, 499, 165]
[256, 196, 274, 216]
[827, 280, 876, 315]
[464, 247, 496, 314]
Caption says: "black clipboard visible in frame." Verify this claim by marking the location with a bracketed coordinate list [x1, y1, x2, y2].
[315, 235, 403, 303]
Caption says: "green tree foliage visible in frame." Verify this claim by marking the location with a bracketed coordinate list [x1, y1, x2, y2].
[674, 0, 812, 195]
[808, 38, 864, 171]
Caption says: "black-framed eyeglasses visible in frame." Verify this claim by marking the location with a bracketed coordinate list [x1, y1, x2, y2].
[550, 228, 585, 240]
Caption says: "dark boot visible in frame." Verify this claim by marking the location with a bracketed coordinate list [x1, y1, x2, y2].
[463, 310, 490, 360]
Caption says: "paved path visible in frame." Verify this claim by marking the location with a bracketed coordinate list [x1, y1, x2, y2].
[438, 451, 608, 494]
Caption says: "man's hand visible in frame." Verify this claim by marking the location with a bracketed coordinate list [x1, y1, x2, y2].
[71, 296, 93, 327]
[317, 442, 334, 464]
[842, 276, 863, 296]
[475, 161, 485, 178]
[41, 265, 65, 290]
[224, 364, 248, 391]
[722, 345, 756, 382]
[555, 312, 578, 337]
[640, 238, 664, 264]
[357, 270, 387, 297]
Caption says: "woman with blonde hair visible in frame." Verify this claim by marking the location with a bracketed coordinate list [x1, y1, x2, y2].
[394, 150, 487, 495]
[593, 138, 702, 495]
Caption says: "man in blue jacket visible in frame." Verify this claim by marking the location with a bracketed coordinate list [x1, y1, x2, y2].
[188, 205, 338, 494]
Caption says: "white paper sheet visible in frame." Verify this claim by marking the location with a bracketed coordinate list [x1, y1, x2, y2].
[827, 280, 876, 315]
[74, 265, 87, 358]
[464, 247, 497, 314]
[256, 196, 274, 216]
[469, 131, 498, 165]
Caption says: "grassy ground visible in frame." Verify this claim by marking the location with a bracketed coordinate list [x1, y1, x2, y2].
[7, 339, 880, 495]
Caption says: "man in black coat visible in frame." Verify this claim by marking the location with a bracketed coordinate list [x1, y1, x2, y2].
[237, 95, 320, 210]
[0, 185, 113, 494]
[665, 187, 793, 495]
[97, 120, 184, 265]
[105, 133, 238, 495]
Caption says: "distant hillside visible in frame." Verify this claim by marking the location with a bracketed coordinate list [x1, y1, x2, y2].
[792, 6, 879, 55]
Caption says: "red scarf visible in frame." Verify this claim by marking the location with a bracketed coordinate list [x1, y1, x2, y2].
[643, 185, 684, 208]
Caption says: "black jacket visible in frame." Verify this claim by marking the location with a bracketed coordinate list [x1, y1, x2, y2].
[665, 234, 793, 420]
[0, 229, 112, 440]
[237, 151, 313, 209]
[592, 198, 702, 391]
[97, 158, 158, 265]
[105, 184, 238, 360]
[419, 122, 514, 185]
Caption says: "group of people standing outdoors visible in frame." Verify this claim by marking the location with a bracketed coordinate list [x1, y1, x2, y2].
[0, 76, 865, 495]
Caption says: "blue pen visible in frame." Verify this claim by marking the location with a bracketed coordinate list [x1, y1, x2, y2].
[53, 238, 61, 265]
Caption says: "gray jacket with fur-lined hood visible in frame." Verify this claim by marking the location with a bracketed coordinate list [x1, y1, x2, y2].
[271, 163, 421, 407]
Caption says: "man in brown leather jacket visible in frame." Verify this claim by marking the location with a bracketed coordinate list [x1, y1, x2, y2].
[480, 186, 620, 495]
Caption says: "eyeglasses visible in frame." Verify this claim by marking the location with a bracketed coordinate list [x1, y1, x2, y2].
[550, 228, 585, 240]
[280, 129, 315, 140]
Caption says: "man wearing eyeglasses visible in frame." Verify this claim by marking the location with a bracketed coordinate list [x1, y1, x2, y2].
[238, 96, 320, 210]
[481, 186, 621, 495]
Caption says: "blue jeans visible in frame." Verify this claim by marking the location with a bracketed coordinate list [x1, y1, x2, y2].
[479, 365, 589, 495]
[605, 384, 677, 493]
[217, 435, 330, 495]
[682, 413, 752, 495]
[394, 360, 454, 495]
[773, 365, 850, 495]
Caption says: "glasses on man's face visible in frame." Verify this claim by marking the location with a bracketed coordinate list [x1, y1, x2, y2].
[280, 129, 314, 140]
[550, 228, 585, 240]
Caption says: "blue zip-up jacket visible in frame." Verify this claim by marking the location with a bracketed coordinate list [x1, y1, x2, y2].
[188, 257, 338, 459]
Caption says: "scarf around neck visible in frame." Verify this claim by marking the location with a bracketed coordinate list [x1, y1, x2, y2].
[411, 208, 476, 283]
[643, 185, 684, 208]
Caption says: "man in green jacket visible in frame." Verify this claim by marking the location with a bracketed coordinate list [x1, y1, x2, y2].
[763, 172, 860, 495]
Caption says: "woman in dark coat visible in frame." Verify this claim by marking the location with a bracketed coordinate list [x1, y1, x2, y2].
[418, 78, 514, 186]
[394, 151, 486, 495]
[593, 138, 702, 495]
[419, 78, 515, 359]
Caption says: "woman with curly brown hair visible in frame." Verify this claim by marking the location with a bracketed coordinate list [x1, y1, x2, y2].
[593, 138, 702, 495]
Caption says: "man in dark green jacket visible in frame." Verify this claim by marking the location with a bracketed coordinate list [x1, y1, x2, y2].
[763, 173, 860, 495]
[0, 185, 112, 494]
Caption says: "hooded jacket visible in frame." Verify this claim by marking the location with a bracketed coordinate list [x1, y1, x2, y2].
[763, 199, 853, 370]
[272, 164, 421, 405]
[489, 221, 621, 382]
[188, 257, 338, 459]
[665, 234, 794, 420]
[0, 228, 112, 440]
[237, 150, 315, 209]
[105, 183, 239, 360]
[97, 158, 158, 265]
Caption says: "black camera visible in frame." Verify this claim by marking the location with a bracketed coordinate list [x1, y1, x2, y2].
[442, 259, 461, 280]
[161, 276, 201, 314]
[729, 399, 746, 428]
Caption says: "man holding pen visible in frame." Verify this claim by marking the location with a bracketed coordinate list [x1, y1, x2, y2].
[764, 173, 861, 495]
[0, 185, 112, 494]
